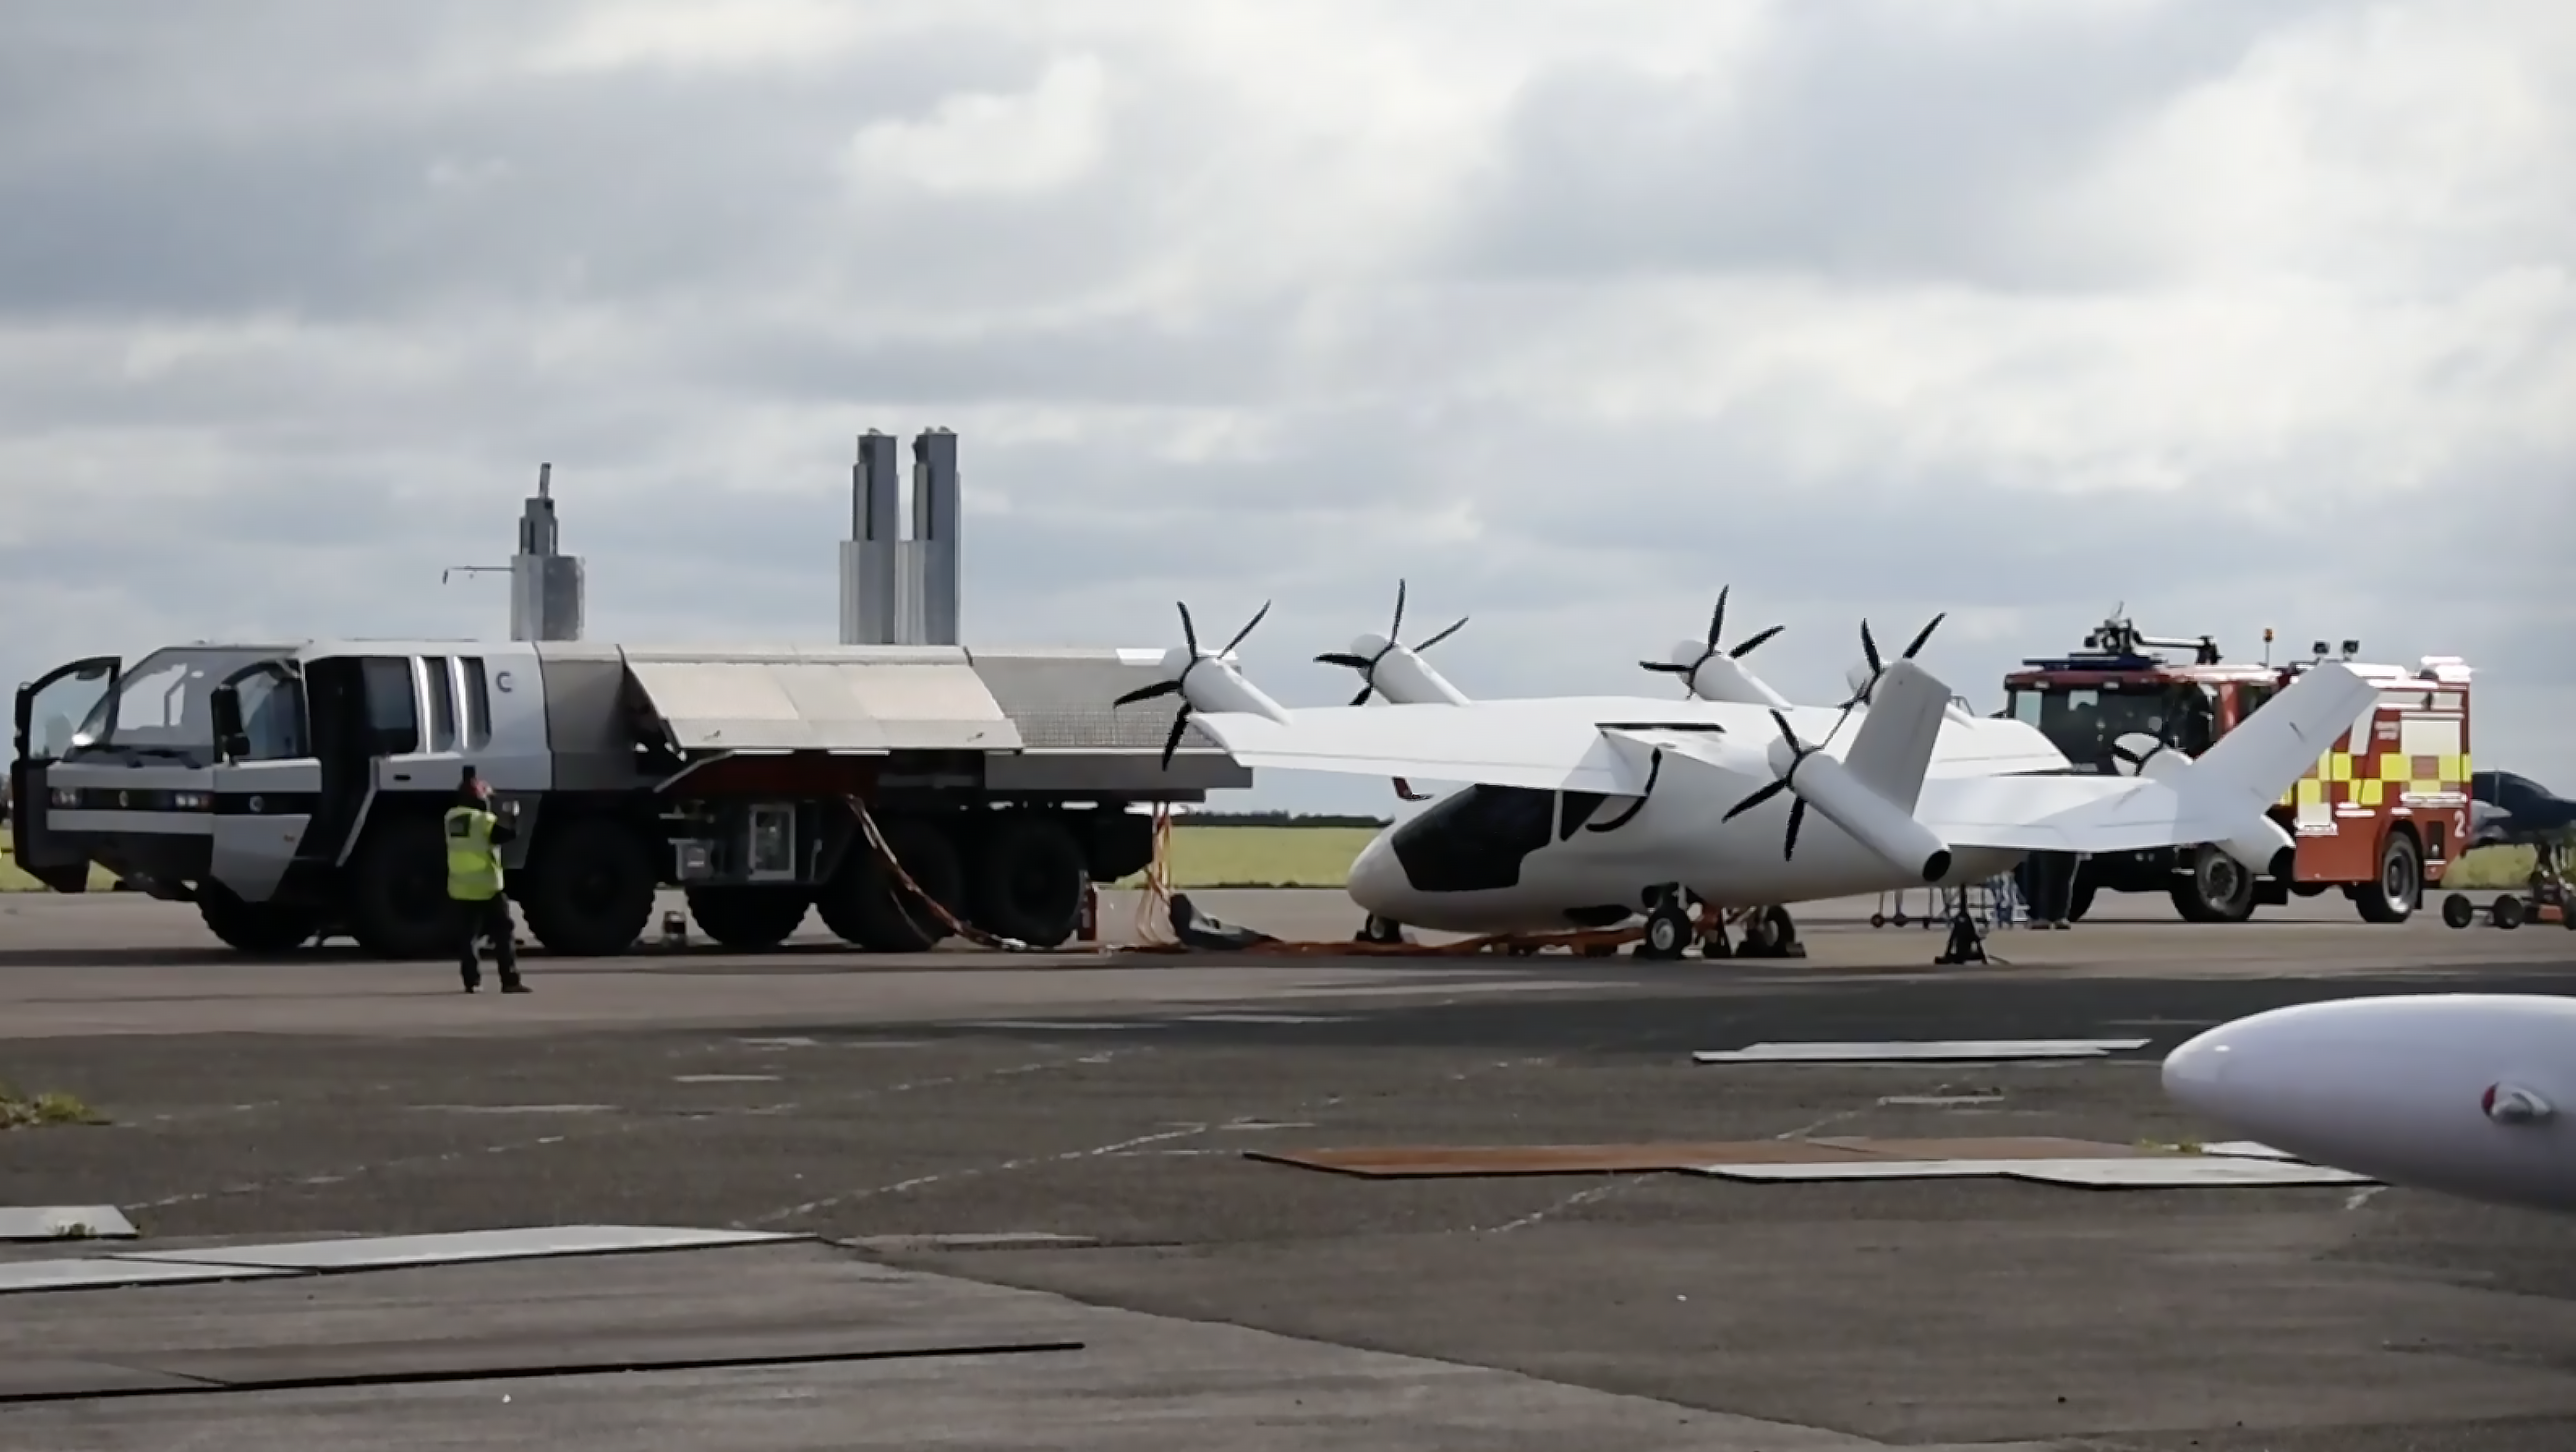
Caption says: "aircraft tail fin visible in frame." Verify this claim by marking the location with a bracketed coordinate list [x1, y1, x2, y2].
[2185, 661, 2379, 814]
[1839, 658, 1947, 813]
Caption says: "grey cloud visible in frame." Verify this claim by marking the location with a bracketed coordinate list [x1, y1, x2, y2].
[1447, 0, 2340, 289]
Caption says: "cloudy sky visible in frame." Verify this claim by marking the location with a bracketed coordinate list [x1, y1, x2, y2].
[5, 0, 2570, 813]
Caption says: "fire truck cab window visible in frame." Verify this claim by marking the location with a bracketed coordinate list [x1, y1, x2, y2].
[1388, 784, 1555, 893]
[2020, 686, 2215, 770]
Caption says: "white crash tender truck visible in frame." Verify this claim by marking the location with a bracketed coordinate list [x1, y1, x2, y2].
[9, 639, 1245, 958]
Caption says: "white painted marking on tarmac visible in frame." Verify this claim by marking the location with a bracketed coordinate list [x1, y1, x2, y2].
[736, 1037, 821, 1048]
[116, 1224, 805, 1271]
[1694, 1038, 2149, 1063]
[1690, 1160, 2023, 1182]
[674, 1074, 780, 1084]
[2003, 1157, 2376, 1188]
[0, 1257, 298, 1296]
[743, 1124, 1214, 1226]
[0, 1205, 137, 1239]
[1174, 1012, 1352, 1024]
[414, 1103, 619, 1115]
[958, 1020, 1161, 1032]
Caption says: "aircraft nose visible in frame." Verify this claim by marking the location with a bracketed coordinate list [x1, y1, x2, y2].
[1346, 830, 1410, 913]
[2161, 1023, 2245, 1122]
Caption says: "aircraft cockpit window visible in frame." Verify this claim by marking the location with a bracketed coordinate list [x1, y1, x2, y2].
[1388, 784, 1555, 893]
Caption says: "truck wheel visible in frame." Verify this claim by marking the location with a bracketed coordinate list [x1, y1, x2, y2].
[970, 815, 1088, 948]
[2170, 845, 2256, 923]
[684, 885, 811, 950]
[817, 817, 966, 952]
[197, 883, 320, 955]
[521, 816, 658, 958]
[2353, 832, 2421, 925]
[346, 816, 456, 960]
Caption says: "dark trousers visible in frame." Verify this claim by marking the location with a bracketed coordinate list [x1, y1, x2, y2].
[455, 895, 519, 986]
[2023, 852, 2079, 922]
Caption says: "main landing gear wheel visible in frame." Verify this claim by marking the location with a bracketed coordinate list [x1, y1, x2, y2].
[2171, 844, 2256, 923]
[1635, 899, 1693, 960]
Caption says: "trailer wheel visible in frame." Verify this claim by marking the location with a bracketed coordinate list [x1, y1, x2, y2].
[970, 815, 1089, 949]
[197, 882, 320, 955]
[2441, 892, 2477, 930]
[2492, 895, 2525, 930]
[2353, 832, 2421, 925]
[2170, 845, 2256, 923]
[346, 815, 456, 960]
[684, 885, 811, 951]
[818, 817, 965, 952]
[520, 816, 658, 958]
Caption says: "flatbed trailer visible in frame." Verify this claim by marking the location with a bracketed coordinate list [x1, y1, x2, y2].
[9, 638, 1247, 957]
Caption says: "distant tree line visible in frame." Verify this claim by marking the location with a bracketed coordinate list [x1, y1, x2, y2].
[1170, 810, 1392, 829]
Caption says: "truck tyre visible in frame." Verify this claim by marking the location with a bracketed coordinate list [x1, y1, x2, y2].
[2170, 844, 2256, 923]
[684, 885, 810, 951]
[346, 815, 456, 960]
[970, 814, 1088, 948]
[197, 882, 320, 955]
[520, 816, 658, 958]
[2353, 832, 2421, 925]
[817, 817, 967, 952]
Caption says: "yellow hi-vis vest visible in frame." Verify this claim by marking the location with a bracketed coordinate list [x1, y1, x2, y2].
[444, 806, 504, 901]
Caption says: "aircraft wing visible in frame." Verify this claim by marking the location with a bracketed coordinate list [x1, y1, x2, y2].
[1911, 774, 2241, 854]
[1180, 698, 1736, 797]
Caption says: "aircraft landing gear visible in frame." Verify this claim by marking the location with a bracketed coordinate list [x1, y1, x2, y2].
[1356, 913, 1407, 945]
[1733, 905, 1804, 960]
[1636, 892, 1694, 960]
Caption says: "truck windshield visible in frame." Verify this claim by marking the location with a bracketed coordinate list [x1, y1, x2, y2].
[2009, 683, 2217, 770]
[68, 648, 285, 762]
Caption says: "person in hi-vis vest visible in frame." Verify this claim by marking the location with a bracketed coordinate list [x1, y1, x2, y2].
[444, 765, 529, 994]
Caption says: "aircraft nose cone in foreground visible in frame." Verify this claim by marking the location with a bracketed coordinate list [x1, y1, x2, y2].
[2164, 994, 2576, 1214]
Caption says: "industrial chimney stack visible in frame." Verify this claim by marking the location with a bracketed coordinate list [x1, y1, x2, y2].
[838, 428, 961, 646]
[510, 462, 586, 642]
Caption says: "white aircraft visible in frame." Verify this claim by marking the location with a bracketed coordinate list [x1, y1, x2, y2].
[2164, 993, 2576, 1214]
[1116, 601, 2378, 959]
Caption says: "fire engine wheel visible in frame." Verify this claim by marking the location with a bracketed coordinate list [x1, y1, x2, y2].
[520, 817, 660, 958]
[968, 814, 1088, 949]
[197, 882, 320, 955]
[684, 885, 812, 951]
[2171, 845, 2256, 924]
[817, 817, 966, 952]
[2353, 832, 2421, 925]
[347, 815, 459, 960]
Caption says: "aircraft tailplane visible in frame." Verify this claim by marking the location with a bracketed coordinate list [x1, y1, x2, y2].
[2185, 662, 2379, 816]
[1839, 658, 1947, 813]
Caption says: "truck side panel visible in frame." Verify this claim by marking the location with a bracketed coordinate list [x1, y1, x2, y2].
[534, 647, 647, 793]
[2281, 684, 2471, 885]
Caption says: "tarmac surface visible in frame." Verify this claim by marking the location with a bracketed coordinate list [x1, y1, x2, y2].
[5, 886, 2576, 1450]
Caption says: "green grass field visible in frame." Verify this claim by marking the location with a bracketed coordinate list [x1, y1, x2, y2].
[0, 828, 122, 892]
[4, 821, 2552, 896]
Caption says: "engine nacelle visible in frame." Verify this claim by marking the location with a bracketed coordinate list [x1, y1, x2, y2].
[1163, 649, 1291, 722]
[1346, 633, 1470, 705]
[1666, 642, 1792, 708]
[1764, 738, 1956, 883]
[2113, 736, 2293, 877]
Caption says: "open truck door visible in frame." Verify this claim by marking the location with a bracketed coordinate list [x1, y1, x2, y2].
[207, 659, 320, 905]
[9, 655, 120, 892]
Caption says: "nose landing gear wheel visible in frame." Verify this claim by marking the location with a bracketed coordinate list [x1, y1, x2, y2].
[1356, 914, 1406, 945]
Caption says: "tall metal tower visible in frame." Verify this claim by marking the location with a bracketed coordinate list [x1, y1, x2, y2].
[442, 462, 587, 642]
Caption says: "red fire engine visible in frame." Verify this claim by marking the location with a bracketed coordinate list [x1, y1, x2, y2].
[2000, 616, 2473, 925]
